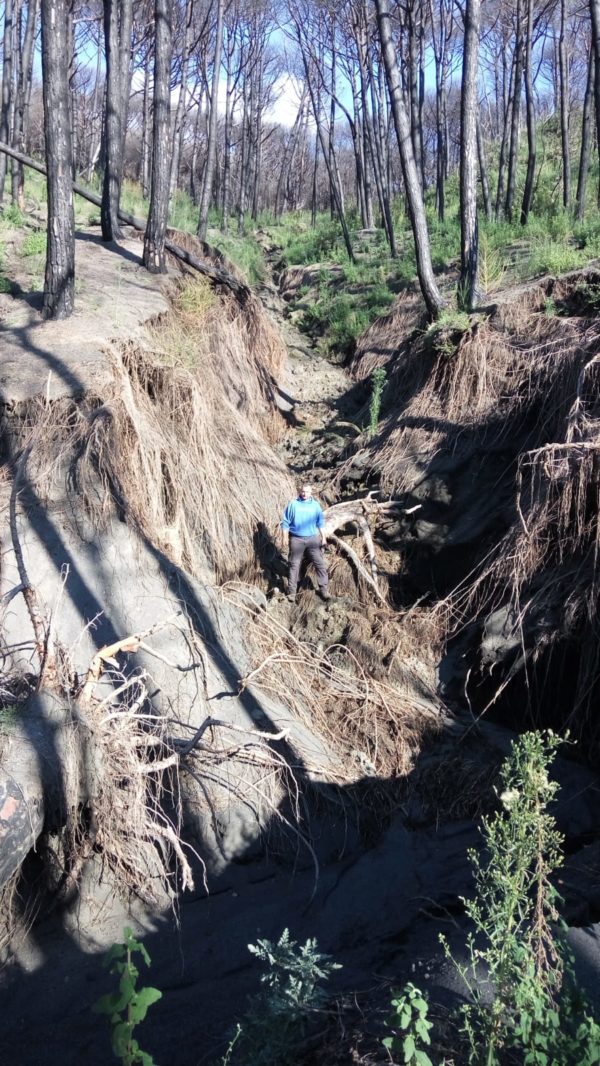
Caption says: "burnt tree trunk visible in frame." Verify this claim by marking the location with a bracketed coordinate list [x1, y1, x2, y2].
[0, 0, 14, 202]
[576, 44, 595, 221]
[169, 0, 194, 200]
[101, 0, 133, 241]
[11, 0, 37, 207]
[459, 0, 482, 311]
[558, 0, 571, 210]
[198, 0, 224, 240]
[376, 0, 444, 320]
[590, 0, 600, 207]
[41, 0, 75, 319]
[144, 0, 172, 273]
[520, 0, 536, 224]
[505, 0, 524, 222]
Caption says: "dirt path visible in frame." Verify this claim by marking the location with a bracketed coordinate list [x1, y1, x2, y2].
[0, 225, 170, 404]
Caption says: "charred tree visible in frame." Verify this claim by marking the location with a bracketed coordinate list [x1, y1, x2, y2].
[198, 0, 224, 240]
[144, 0, 173, 273]
[101, 0, 133, 241]
[0, 0, 14, 202]
[459, 0, 482, 310]
[590, 0, 600, 207]
[520, 0, 536, 224]
[11, 0, 38, 207]
[505, 0, 524, 222]
[558, 0, 571, 210]
[375, 0, 444, 320]
[41, 0, 75, 319]
[576, 44, 595, 221]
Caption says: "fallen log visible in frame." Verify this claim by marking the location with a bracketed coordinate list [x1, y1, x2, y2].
[0, 142, 250, 302]
[322, 493, 420, 600]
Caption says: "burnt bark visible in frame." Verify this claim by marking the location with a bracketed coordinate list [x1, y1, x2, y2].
[576, 44, 595, 221]
[101, 0, 133, 241]
[520, 0, 536, 224]
[144, 0, 173, 273]
[198, 0, 224, 240]
[376, 0, 444, 320]
[41, 0, 75, 319]
[11, 0, 38, 207]
[0, 0, 14, 202]
[505, 0, 524, 222]
[459, 0, 482, 311]
[558, 0, 571, 210]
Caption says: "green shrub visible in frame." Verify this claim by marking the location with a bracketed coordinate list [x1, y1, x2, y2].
[20, 230, 46, 257]
[224, 928, 341, 1065]
[442, 731, 600, 1066]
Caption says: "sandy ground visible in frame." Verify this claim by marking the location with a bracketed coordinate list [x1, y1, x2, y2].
[0, 225, 170, 404]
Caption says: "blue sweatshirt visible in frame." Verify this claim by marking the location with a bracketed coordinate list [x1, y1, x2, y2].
[281, 497, 325, 538]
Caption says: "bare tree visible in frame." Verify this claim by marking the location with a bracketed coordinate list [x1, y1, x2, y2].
[144, 0, 173, 272]
[375, 0, 444, 320]
[197, 0, 224, 239]
[0, 0, 14, 202]
[41, 0, 75, 318]
[101, 0, 133, 241]
[459, 0, 481, 310]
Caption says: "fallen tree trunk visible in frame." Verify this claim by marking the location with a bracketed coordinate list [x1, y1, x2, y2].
[0, 141, 250, 302]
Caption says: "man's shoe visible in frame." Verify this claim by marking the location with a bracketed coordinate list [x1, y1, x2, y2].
[319, 589, 331, 601]
[287, 593, 297, 603]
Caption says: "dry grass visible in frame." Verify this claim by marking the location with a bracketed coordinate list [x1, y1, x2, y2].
[224, 585, 447, 787]
[351, 272, 600, 748]
[9, 271, 294, 582]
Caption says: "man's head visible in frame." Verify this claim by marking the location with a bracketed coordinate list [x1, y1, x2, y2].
[299, 483, 313, 500]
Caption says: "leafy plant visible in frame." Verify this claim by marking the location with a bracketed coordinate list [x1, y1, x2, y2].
[442, 731, 600, 1066]
[368, 367, 387, 437]
[20, 230, 46, 257]
[383, 983, 433, 1065]
[225, 928, 341, 1065]
[94, 927, 162, 1066]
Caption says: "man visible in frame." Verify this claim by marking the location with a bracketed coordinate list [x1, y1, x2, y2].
[280, 483, 330, 604]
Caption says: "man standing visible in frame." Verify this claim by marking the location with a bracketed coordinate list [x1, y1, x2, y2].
[280, 483, 330, 604]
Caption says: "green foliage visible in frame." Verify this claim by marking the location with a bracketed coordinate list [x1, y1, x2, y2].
[94, 927, 162, 1066]
[441, 731, 600, 1066]
[209, 230, 266, 285]
[543, 295, 557, 317]
[519, 239, 586, 280]
[20, 230, 46, 257]
[1, 203, 25, 227]
[224, 928, 341, 1065]
[368, 367, 387, 438]
[383, 983, 433, 1065]
[424, 310, 471, 357]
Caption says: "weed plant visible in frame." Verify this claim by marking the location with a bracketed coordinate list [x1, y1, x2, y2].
[441, 731, 600, 1066]
[94, 927, 162, 1066]
[223, 928, 341, 1065]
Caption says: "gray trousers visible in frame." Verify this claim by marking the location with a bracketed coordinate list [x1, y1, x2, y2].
[288, 534, 329, 595]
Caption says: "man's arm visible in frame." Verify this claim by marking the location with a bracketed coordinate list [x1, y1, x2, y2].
[280, 503, 293, 551]
[316, 504, 327, 546]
